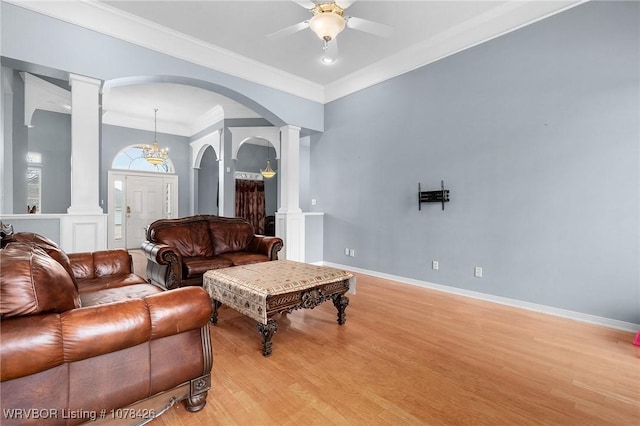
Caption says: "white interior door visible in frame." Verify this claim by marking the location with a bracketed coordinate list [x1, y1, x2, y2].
[125, 175, 163, 250]
[108, 171, 178, 250]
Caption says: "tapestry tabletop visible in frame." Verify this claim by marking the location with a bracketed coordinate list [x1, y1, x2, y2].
[203, 260, 355, 324]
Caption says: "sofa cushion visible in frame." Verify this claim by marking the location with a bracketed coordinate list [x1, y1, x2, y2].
[209, 220, 255, 255]
[3, 232, 79, 290]
[79, 284, 163, 307]
[0, 243, 80, 318]
[218, 251, 270, 266]
[154, 220, 214, 258]
[77, 273, 148, 294]
[182, 256, 233, 278]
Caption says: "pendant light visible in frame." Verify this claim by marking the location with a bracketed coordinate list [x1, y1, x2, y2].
[260, 141, 276, 179]
[142, 108, 169, 166]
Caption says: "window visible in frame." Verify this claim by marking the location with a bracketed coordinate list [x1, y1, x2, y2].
[113, 180, 123, 240]
[26, 151, 42, 213]
[112, 145, 175, 173]
[26, 167, 41, 213]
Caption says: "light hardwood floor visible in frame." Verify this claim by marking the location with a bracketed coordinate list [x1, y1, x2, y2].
[146, 270, 639, 425]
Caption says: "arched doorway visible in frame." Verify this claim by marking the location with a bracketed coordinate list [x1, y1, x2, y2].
[196, 146, 220, 215]
[235, 138, 278, 234]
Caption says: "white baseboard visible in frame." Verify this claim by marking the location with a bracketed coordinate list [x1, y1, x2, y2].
[322, 262, 640, 333]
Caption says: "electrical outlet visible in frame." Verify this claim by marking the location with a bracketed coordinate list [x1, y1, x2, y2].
[349, 249, 355, 257]
[345, 248, 350, 256]
[432, 260, 439, 270]
[474, 266, 483, 278]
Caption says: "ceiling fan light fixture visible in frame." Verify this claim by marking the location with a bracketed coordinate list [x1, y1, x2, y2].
[309, 3, 346, 42]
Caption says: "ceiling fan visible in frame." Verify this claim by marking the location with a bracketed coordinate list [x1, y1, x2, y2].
[267, 0, 393, 64]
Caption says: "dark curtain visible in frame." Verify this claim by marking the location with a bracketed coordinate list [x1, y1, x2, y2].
[235, 179, 266, 234]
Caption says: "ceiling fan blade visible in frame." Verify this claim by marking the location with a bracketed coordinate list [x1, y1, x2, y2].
[266, 21, 310, 40]
[335, 0, 356, 9]
[322, 39, 339, 64]
[346, 16, 393, 38]
[291, 0, 316, 9]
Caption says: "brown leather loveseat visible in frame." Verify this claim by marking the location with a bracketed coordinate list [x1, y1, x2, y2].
[0, 233, 213, 425]
[142, 215, 283, 289]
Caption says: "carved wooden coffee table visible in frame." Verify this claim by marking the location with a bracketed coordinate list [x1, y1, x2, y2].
[203, 260, 354, 356]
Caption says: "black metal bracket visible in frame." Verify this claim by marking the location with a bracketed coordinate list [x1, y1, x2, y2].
[418, 180, 450, 211]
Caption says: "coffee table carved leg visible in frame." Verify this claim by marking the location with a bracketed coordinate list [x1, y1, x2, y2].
[257, 318, 278, 357]
[332, 293, 349, 325]
[210, 299, 222, 324]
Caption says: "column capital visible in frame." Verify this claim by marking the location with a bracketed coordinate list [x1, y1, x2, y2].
[68, 73, 102, 87]
[279, 124, 301, 133]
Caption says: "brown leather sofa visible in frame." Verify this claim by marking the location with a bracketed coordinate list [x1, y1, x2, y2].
[0, 233, 213, 425]
[142, 215, 283, 289]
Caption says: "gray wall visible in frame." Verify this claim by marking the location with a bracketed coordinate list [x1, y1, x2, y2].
[3, 217, 60, 242]
[197, 146, 219, 215]
[299, 136, 312, 212]
[4, 70, 71, 214]
[28, 110, 71, 213]
[311, 1, 639, 323]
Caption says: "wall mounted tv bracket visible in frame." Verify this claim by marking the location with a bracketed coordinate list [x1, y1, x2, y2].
[418, 180, 450, 211]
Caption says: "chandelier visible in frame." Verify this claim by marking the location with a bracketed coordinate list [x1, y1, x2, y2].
[260, 161, 276, 179]
[142, 109, 169, 166]
[260, 141, 276, 179]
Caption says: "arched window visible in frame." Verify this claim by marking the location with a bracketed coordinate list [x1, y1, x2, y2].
[111, 144, 175, 173]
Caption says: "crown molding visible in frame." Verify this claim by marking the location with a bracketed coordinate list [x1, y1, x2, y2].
[7, 0, 585, 105]
[190, 105, 225, 136]
[101, 109, 192, 137]
[6, 0, 325, 103]
[325, 0, 586, 103]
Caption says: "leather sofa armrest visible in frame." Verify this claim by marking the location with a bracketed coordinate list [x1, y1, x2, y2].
[141, 241, 183, 289]
[142, 241, 181, 265]
[145, 287, 212, 338]
[248, 236, 284, 260]
[1, 314, 64, 381]
[1, 288, 213, 381]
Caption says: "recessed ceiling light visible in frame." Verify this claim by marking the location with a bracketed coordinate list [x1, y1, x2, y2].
[321, 56, 336, 65]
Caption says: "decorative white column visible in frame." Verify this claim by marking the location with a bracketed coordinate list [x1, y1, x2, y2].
[1, 68, 14, 214]
[67, 73, 102, 215]
[276, 125, 304, 261]
[62, 73, 106, 252]
[278, 125, 302, 214]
